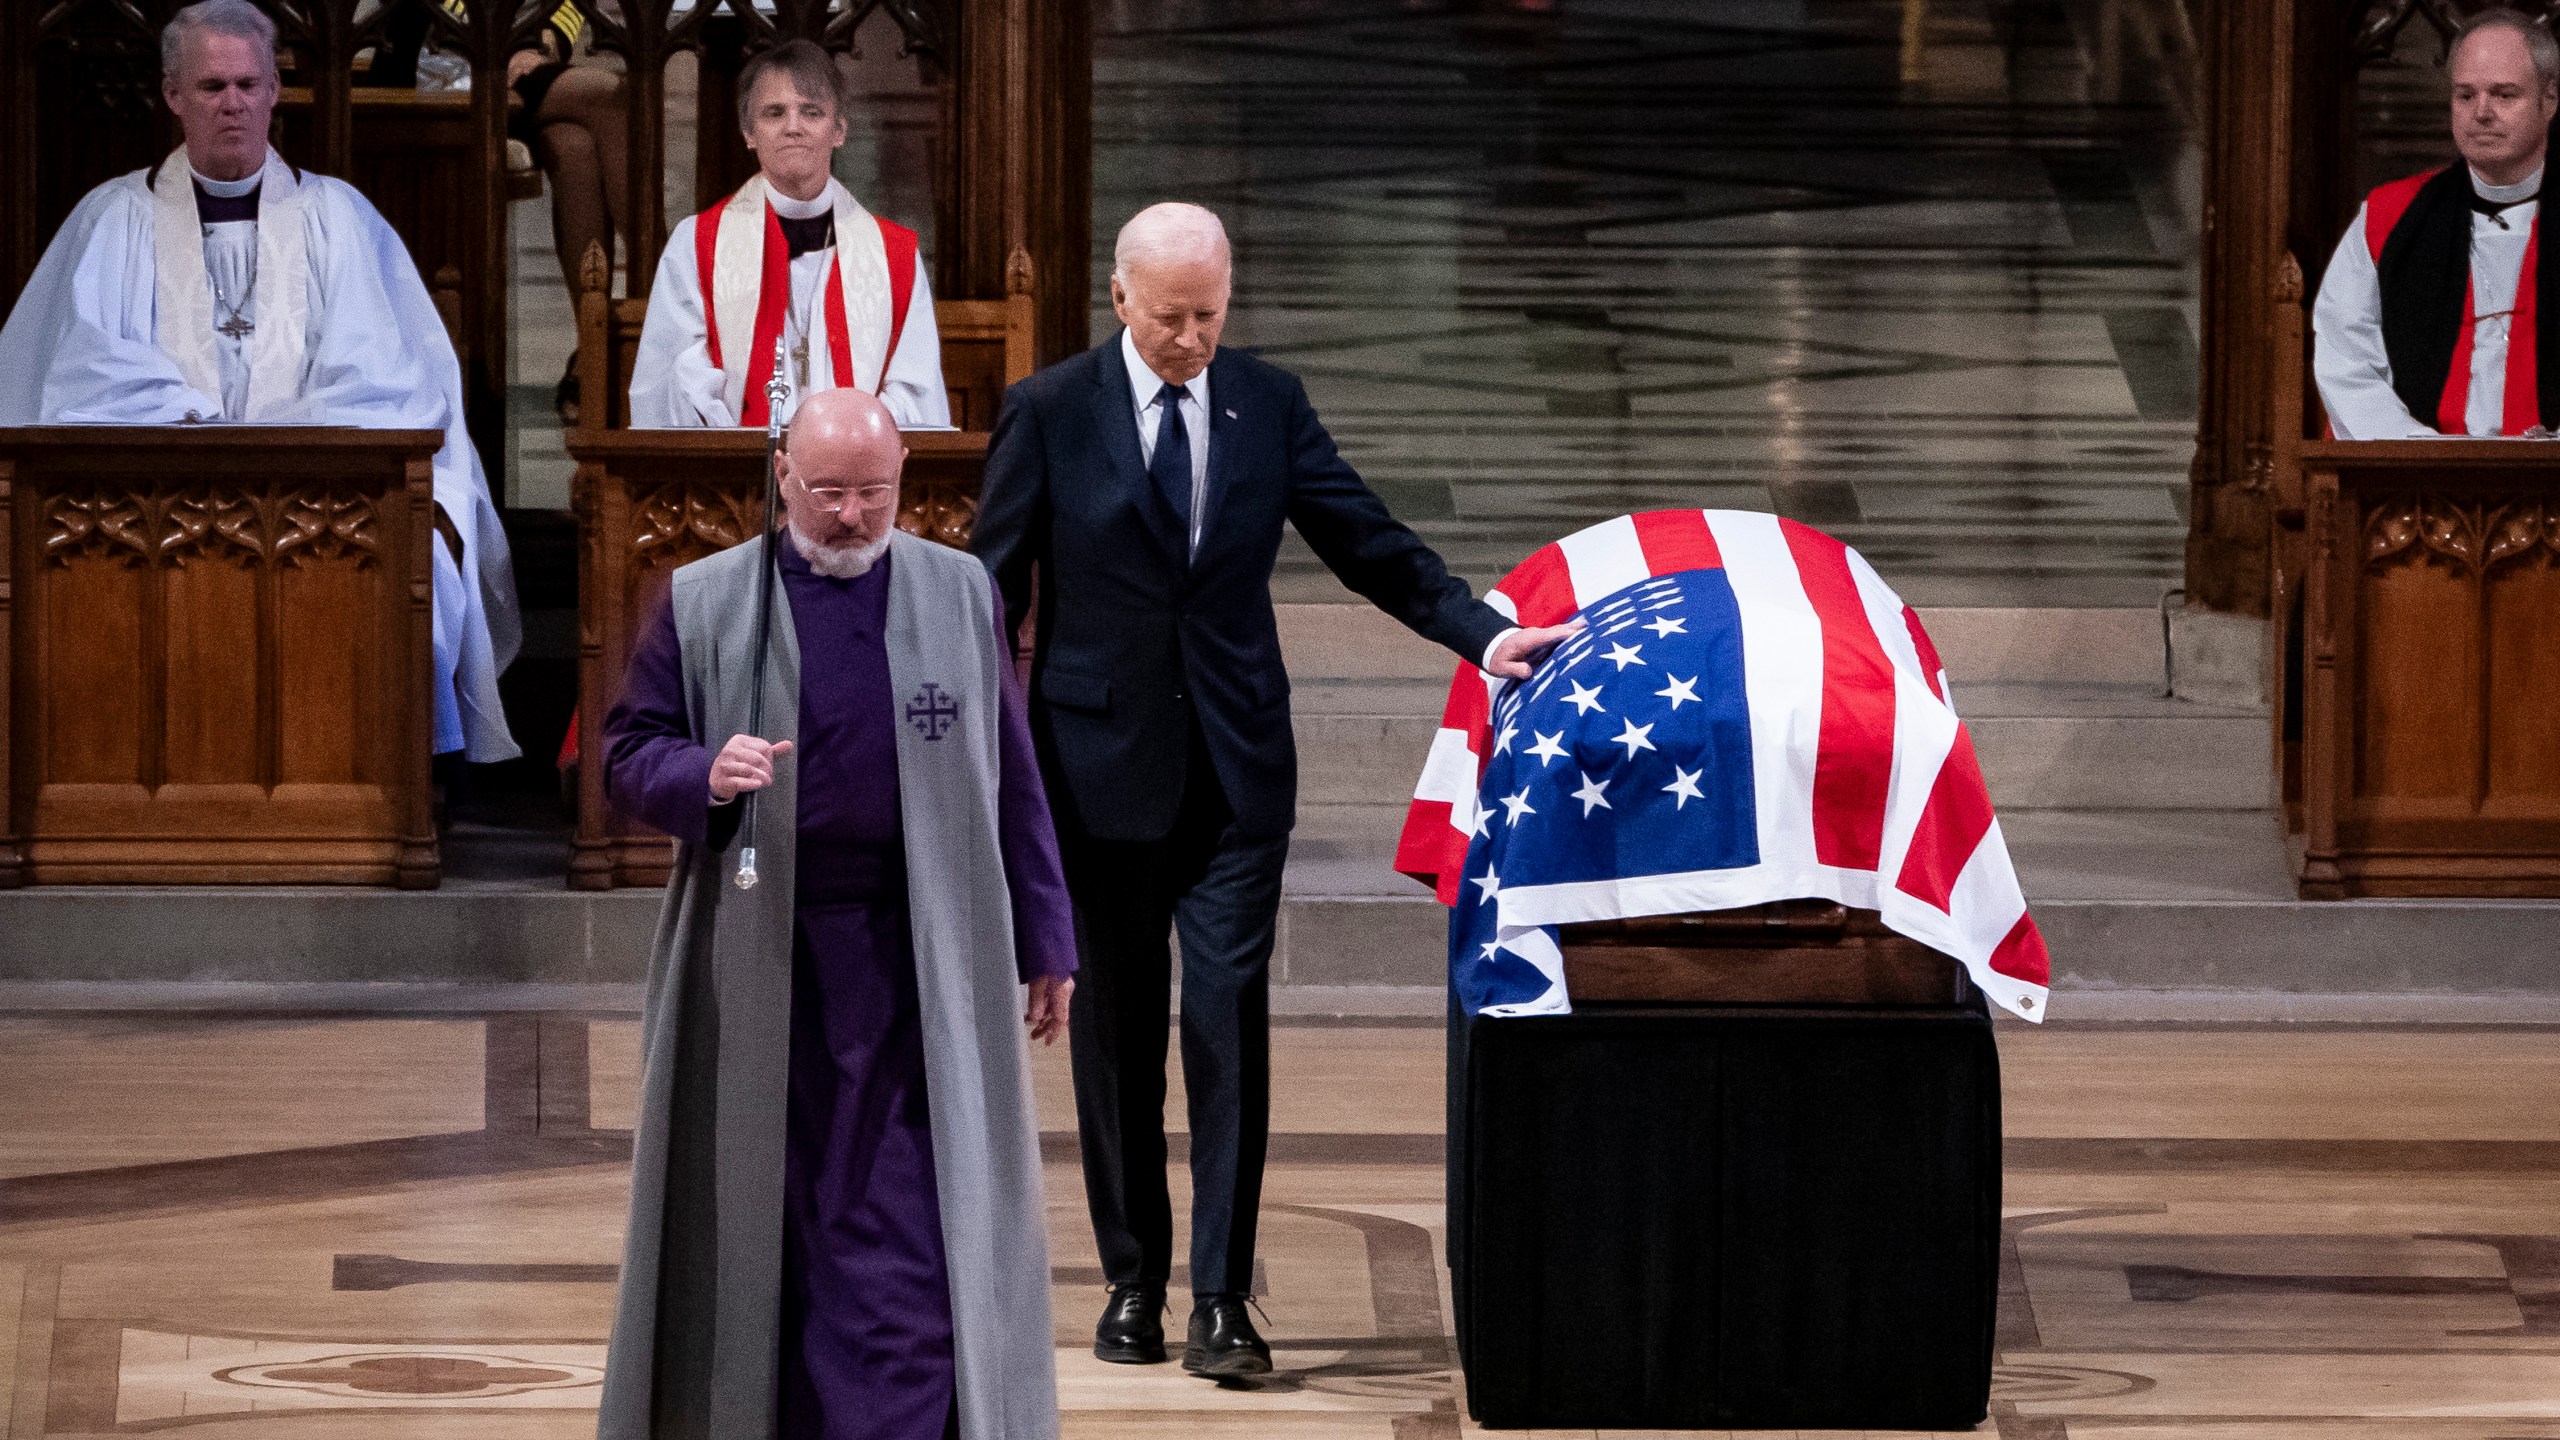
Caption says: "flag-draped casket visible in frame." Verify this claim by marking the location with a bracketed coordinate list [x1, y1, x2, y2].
[1395, 509, 2051, 1021]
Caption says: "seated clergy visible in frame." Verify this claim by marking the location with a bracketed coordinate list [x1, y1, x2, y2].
[0, 0, 519, 762]
[2315, 8, 2560, 438]
[630, 38, 949, 430]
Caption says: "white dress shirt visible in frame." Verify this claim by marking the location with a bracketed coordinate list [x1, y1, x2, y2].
[2314, 165, 2541, 438]
[1121, 327, 1211, 558]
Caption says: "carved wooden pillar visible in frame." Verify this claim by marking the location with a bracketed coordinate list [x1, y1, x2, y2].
[588, 0, 713, 299]
[947, 0, 1090, 364]
[447, 0, 517, 497]
[269, 0, 361, 177]
[696, 15, 757, 210]
[2186, 0, 2320, 618]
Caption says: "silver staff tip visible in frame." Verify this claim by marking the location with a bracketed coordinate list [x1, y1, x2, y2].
[734, 847, 760, 890]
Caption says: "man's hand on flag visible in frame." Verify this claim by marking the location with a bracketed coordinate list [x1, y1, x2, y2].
[1485, 619, 1585, 680]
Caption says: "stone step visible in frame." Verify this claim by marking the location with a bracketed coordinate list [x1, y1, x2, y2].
[3, 796, 2554, 1020]
[1276, 602, 2175, 688]
[1281, 603, 2264, 812]
[1272, 806, 2560, 1011]
[1289, 684, 2271, 812]
[13, 855, 2559, 1021]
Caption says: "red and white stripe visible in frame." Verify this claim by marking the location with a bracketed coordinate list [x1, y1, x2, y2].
[1396, 509, 2051, 1021]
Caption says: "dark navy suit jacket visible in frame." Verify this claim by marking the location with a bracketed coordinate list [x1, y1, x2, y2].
[971, 335, 1510, 842]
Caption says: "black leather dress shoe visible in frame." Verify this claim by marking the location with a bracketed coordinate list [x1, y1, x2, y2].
[1093, 1282, 1167, 1364]
[1182, 1293, 1273, 1378]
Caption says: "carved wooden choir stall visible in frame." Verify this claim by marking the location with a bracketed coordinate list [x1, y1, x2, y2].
[0, 0, 1087, 888]
[0, 429, 446, 887]
[2194, 0, 2560, 897]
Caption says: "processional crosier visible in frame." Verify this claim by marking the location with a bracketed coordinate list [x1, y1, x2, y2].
[735, 336, 793, 890]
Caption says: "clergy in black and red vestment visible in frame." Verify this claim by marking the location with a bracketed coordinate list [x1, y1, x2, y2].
[2315, 9, 2560, 439]
[596, 390, 1070, 1440]
[630, 39, 949, 431]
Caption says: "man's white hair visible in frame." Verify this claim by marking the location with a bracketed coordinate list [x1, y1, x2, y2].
[2454, 7, 2560, 93]
[1113, 202, 1231, 284]
[163, 0, 279, 82]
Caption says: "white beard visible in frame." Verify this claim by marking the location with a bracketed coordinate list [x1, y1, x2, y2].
[789, 523, 891, 578]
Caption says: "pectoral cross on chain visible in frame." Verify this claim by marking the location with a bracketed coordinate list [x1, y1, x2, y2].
[211, 274, 254, 341]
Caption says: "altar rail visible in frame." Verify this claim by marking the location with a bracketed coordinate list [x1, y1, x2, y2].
[566, 426, 986, 889]
[0, 426, 444, 887]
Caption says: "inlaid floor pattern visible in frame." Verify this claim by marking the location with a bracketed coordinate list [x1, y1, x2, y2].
[5, 1013, 2560, 1437]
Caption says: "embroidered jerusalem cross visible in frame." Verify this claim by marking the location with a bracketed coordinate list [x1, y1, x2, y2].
[905, 683, 958, 741]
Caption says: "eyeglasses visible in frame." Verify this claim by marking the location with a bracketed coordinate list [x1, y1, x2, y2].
[793, 478, 897, 511]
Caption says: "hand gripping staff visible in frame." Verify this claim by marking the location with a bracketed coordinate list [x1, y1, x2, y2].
[735, 337, 792, 890]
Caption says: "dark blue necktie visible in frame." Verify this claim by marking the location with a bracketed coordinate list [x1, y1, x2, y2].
[1148, 381, 1192, 548]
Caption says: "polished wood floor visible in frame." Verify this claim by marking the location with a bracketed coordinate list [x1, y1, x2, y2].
[4, 1014, 2559, 1437]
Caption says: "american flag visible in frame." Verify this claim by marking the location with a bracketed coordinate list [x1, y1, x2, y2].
[1395, 510, 2050, 1022]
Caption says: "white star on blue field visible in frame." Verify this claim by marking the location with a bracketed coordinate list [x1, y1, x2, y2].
[1449, 568, 1760, 1013]
[1480, 569, 1758, 887]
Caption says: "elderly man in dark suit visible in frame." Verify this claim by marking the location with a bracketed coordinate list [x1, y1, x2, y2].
[972, 201, 1574, 1379]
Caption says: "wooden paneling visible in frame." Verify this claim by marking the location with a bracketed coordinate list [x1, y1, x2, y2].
[563, 427, 987, 888]
[0, 427, 442, 887]
[936, 296, 1037, 432]
[2297, 440, 2560, 898]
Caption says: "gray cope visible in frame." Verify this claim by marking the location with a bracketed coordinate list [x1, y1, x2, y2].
[596, 530, 1059, 1440]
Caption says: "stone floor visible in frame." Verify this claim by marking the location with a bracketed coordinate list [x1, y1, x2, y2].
[5, 1014, 2560, 1437]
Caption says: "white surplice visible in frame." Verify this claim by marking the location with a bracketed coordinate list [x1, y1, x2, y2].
[628, 177, 949, 429]
[0, 148, 521, 761]
[2313, 166, 2542, 439]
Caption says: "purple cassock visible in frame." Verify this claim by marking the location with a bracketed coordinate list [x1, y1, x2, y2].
[604, 540, 1076, 1440]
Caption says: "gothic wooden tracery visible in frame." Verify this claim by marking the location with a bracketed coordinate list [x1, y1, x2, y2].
[43, 481, 382, 568]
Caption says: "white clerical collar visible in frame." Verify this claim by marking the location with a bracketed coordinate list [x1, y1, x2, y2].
[190, 158, 265, 198]
[2473, 165, 2543, 205]
[767, 178, 841, 220]
[1122, 327, 1208, 411]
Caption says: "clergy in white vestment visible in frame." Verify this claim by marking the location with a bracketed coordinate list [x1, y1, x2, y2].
[629, 38, 949, 431]
[2314, 9, 2560, 440]
[0, 0, 520, 761]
